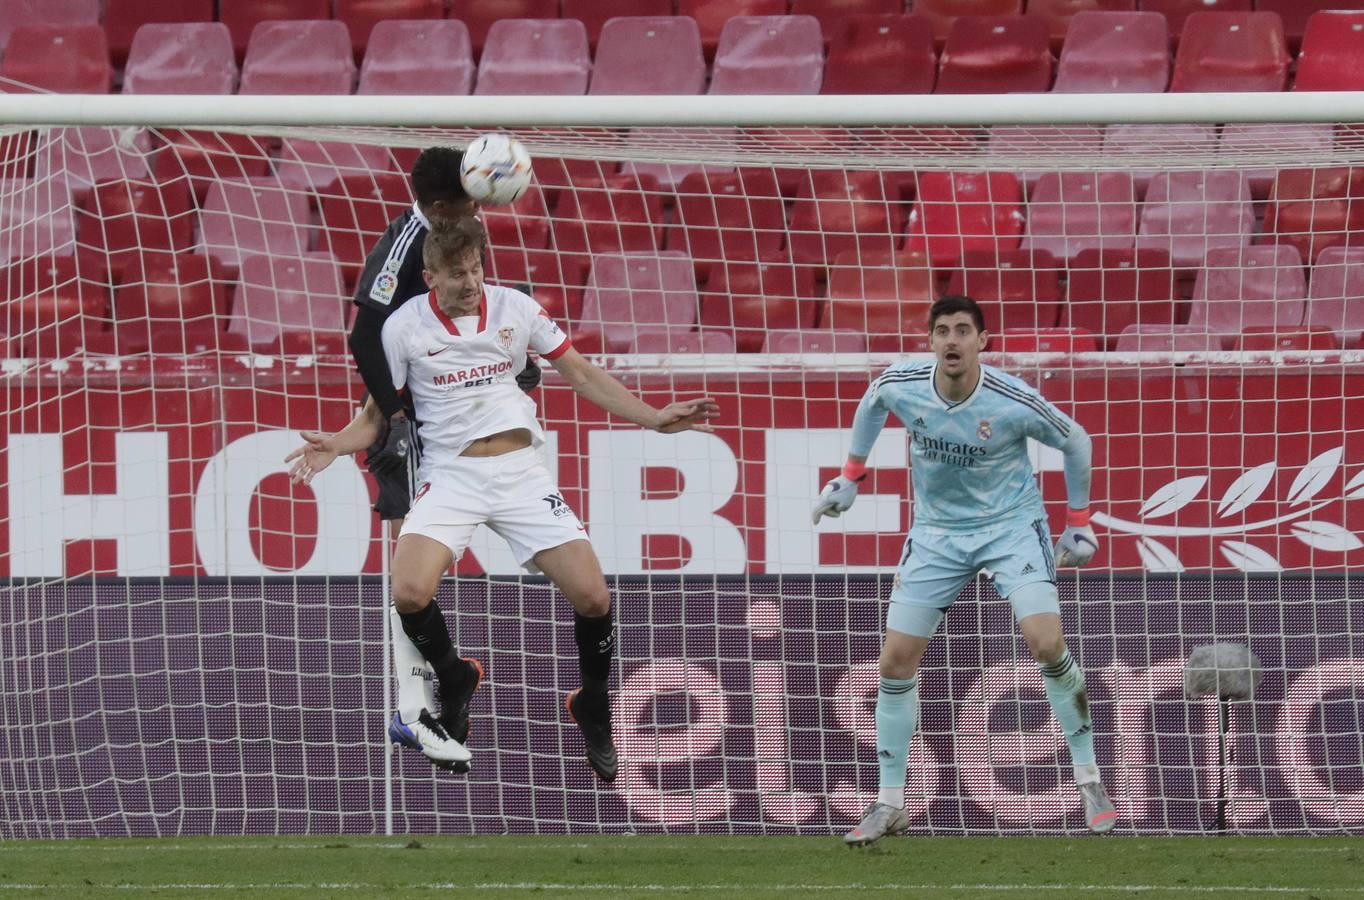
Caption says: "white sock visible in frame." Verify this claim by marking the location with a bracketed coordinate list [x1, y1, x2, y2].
[1074, 762, 1101, 785]
[390, 604, 436, 723]
[878, 786, 906, 809]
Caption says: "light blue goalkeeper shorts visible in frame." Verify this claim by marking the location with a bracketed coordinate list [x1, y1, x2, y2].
[887, 516, 1060, 638]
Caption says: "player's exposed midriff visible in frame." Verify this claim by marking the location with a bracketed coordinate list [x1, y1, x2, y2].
[460, 428, 533, 457]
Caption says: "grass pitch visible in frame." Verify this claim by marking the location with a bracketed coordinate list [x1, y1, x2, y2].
[0, 835, 1360, 899]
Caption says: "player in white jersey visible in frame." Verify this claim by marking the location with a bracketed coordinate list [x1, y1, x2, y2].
[813, 295, 1115, 844]
[290, 216, 719, 781]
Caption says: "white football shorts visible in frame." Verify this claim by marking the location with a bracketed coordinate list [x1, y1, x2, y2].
[400, 446, 588, 569]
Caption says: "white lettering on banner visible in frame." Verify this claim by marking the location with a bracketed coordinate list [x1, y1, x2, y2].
[464, 433, 558, 575]
[1279, 659, 1364, 827]
[752, 660, 821, 823]
[765, 429, 908, 574]
[587, 431, 746, 575]
[8, 433, 169, 576]
[193, 430, 370, 576]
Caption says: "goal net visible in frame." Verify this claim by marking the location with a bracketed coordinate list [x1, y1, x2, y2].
[1, 95, 1362, 838]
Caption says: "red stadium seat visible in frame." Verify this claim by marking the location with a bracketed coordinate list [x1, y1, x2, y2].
[0, 179, 76, 264]
[987, 125, 1103, 190]
[1052, 12, 1168, 93]
[153, 132, 274, 202]
[1, 25, 111, 93]
[822, 14, 937, 94]
[1136, 170, 1254, 268]
[78, 177, 196, 280]
[946, 249, 1062, 330]
[578, 251, 699, 352]
[276, 139, 395, 193]
[936, 16, 1053, 93]
[788, 171, 905, 269]
[486, 246, 590, 322]
[1138, 0, 1252, 41]
[1259, 2, 1364, 52]
[793, 0, 902, 39]
[564, 0, 673, 50]
[240, 21, 356, 94]
[710, 16, 825, 95]
[476, 19, 590, 95]
[1188, 244, 1307, 346]
[1103, 123, 1217, 195]
[1065, 247, 1179, 348]
[1114, 324, 1220, 351]
[2, 254, 110, 358]
[667, 168, 786, 279]
[481, 183, 553, 251]
[1294, 11, 1364, 91]
[590, 17, 706, 95]
[1028, 0, 1138, 46]
[200, 177, 312, 270]
[764, 329, 868, 353]
[359, 20, 474, 94]
[0, 0, 98, 51]
[823, 297, 937, 334]
[678, 0, 788, 57]
[1219, 124, 1334, 199]
[993, 327, 1099, 352]
[903, 171, 1024, 267]
[1262, 167, 1364, 264]
[122, 23, 238, 94]
[35, 128, 153, 190]
[103, 0, 213, 66]
[552, 174, 667, 270]
[1234, 325, 1339, 351]
[229, 252, 347, 347]
[317, 171, 411, 287]
[453, 0, 559, 57]
[112, 252, 227, 350]
[700, 252, 817, 353]
[1020, 172, 1138, 262]
[826, 249, 935, 303]
[1170, 12, 1289, 92]
[1304, 246, 1364, 345]
[620, 128, 736, 189]
[335, 0, 443, 58]
[629, 328, 736, 354]
[218, 0, 332, 60]
[914, 0, 1023, 42]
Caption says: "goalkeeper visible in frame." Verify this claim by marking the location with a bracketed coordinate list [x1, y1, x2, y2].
[813, 295, 1115, 845]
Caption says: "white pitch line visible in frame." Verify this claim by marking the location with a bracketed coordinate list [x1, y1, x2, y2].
[0, 883, 1358, 895]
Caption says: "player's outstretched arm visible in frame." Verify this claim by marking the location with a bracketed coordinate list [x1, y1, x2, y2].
[548, 347, 720, 432]
[1054, 426, 1098, 567]
[285, 398, 385, 485]
[812, 381, 890, 525]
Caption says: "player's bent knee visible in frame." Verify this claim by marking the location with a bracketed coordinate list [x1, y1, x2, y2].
[391, 573, 439, 614]
[567, 584, 610, 618]
[880, 628, 928, 680]
[1018, 612, 1066, 663]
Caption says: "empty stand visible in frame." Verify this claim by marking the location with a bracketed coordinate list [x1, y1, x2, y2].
[0, 179, 76, 263]
[112, 252, 226, 348]
[578, 252, 699, 352]
[986, 125, 1104, 189]
[700, 252, 817, 352]
[1114, 324, 1221, 351]
[936, 15, 1053, 93]
[122, 23, 238, 94]
[1187, 244, 1307, 345]
[335, 0, 443, 57]
[824, 249, 936, 334]
[678, 0, 788, 56]
[1138, 0, 1252, 39]
[903, 171, 1024, 267]
[1170, 12, 1289, 92]
[359, 20, 474, 94]
[77, 176, 196, 279]
[240, 20, 356, 94]
[1029, 0, 1138, 46]
[103, 0, 214, 66]
[1137, 170, 1254, 268]
[218, 0, 333, 59]
[1065, 247, 1180, 347]
[1219, 124, 1334, 198]
[763, 329, 867, 353]
[1, 24, 111, 93]
[710, 16, 825, 95]
[1263, 167, 1364, 264]
[1304, 246, 1364, 344]
[629, 329, 737, 353]
[1052, 11, 1168, 93]
[946, 249, 1062, 330]
[1258, 1, 1364, 50]
[1103, 123, 1217, 193]
[564, 0, 674, 49]
[1, 253, 110, 358]
[993, 328, 1099, 352]
[455, 0, 559, 56]
[153, 132, 274, 201]
[590, 16, 706, 95]
[788, 171, 905, 269]
[476, 19, 591, 95]
[229, 252, 347, 348]
[486, 246, 590, 322]
[552, 174, 667, 269]
[1294, 11, 1364, 91]
[276, 139, 394, 193]
[317, 171, 411, 286]
[200, 177, 311, 269]
[1234, 326, 1339, 351]
[822, 14, 937, 94]
[34, 129, 152, 190]
[480, 183, 553, 252]
[792, 0, 902, 38]
[667, 168, 786, 277]
[914, 0, 1023, 42]
[0, 0, 99, 51]
[1020, 171, 1138, 261]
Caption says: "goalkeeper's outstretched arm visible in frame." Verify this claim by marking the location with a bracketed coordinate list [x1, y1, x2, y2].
[1053, 425, 1098, 566]
[285, 398, 386, 485]
[812, 383, 890, 524]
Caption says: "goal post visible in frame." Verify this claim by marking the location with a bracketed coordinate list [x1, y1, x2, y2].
[1, 93, 1363, 838]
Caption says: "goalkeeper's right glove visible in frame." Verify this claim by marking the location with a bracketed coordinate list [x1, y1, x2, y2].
[367, 414, 412, 477]
[812, 469, 866, 525]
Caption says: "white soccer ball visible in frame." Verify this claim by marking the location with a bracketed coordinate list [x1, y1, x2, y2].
[460, 133, 533, 206]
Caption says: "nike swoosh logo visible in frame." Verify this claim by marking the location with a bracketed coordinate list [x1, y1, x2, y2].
[426, 347, 448, 357]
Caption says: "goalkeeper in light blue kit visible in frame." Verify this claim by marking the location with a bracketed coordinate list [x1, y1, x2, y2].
[813, 295, 1116, 845]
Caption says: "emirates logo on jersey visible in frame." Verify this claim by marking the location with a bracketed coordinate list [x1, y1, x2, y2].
[977, 419, 993, 442]
[496, 326, 515, 351]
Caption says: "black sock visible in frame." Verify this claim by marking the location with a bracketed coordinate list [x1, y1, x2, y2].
[574, 609, 615, 692]
[398, 601, 465, 695]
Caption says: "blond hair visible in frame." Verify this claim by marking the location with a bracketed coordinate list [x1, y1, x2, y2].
[422, 215, 487, 272]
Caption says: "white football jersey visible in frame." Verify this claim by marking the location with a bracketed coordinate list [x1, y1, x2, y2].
[381, 283, 571, 475]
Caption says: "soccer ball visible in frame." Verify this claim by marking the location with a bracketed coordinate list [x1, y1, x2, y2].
[460, 133, 533, 206]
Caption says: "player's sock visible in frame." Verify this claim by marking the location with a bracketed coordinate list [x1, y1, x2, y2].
[397, 600, 468, 697]
[574, 609, 615, 695]
[1039, 648, 1098, 778]
[875, 676, 919, 810]
[389, 604, 435, 724]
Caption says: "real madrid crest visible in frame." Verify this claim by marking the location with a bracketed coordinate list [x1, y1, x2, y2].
[977, 419, 992, 441]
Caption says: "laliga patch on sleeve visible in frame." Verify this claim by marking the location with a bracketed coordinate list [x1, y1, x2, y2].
[369, 271, 398, 305]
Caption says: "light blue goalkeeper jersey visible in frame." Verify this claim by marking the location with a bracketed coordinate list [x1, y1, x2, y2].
[849, 362, 1091, 533]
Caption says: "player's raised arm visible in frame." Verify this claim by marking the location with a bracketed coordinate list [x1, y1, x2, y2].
[546, 346, 720, 433]
[285, 397, 386, 485]
[812, 376, 893, 524]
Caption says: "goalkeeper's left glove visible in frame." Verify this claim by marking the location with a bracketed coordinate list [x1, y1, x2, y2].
[812, 462, 868, 525]
[1054, 509, 1099, 567]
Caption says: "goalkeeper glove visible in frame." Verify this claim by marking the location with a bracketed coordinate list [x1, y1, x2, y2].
[812, 467, 866, 525]
[368, 414, 412, 478]
[1054, 509, 1099, 567]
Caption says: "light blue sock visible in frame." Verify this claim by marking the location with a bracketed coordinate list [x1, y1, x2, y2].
[875, 676, 919, 808]
[1039, 648, 1096, 770]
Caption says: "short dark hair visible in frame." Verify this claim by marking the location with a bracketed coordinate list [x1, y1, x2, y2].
[423, 216, 487, 272]
[410, 146, 469, 208]
[928, 294, 986, 333]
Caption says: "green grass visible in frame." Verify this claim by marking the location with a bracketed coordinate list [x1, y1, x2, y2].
[0, 835, 1361, 899]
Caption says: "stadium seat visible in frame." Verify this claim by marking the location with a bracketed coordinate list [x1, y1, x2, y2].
[1103, 123, 1217, 195]
[787, 171, 906, 269]
[481, 183, 553, 252]
[914, 0, 1023, 42]
[276, 139, 394, 193]
[1114, 323, 1221, 351]
[77, 177, 196, 280]
[0, 25, 111, 93]
[1188, 244, 1307, 346]
[946, 249, 1062, 330]
[103, 0, 213, 66]
[1019, 172, 1139, 262]
[1259, 2, 1364, 51]
[454, 0, 559, 57]
[903, 171, 1025, 267]
[1065, 247, 1180, 347]
[240, 21, 356, 94]
[486, 246, 590, 322]
[619, 128, 736, 189]
[1262, 167, 1364, 264]
[935, 15, 1053, 93]
[578, 251, 699, 352]
[1304, 246, 1364, 345]
[666, 168, 786, 279]
[1234, 325, 1339, 351]
[1028, 0, 1138, 47]
[987, 125, 1104, 190]
[792, 0, 902, 38]
[590, 17, 706, 95]
[1138, 0, 1253, 40]
[34, 128, 153, 190]
[821, 14, 937, 94]
[1170, 12, 1289, 92]
[0, 179, 76, 263]
[229, 252, 347, 347]
[629, 328, 736, 354]
[218, 0, 332, 60]
[1052, 12, 1168, 93]
[122, 23, 238, 94]
[700, 252, 818, 353]
[678, 0, 788, 57]
[563, 0, 673, 49]
[993, 327, 1099, 352]
[824, 249, 936, 334]
[1136, 171, 1254, 268]
[0, 0, 98, 52]
[475, 19, 591, 95]
[335, 0, 443, 58]
[2, 254, 110, 358]
[359, 20, 474, 94]
[153, 132, 274, 202]
[552, 173, 666, 270]
[199, 177, 312, 270]
[1218, 124, 1335, 199]
[112, 252, 226, 341]
[316, 171, 411, 287]
[1293, 11, 1364, 91]
[709, 16, 825, 95]
[763, 329, 867, 353]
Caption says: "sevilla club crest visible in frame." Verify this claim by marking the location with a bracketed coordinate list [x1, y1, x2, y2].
[496, 326, 515, 351]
